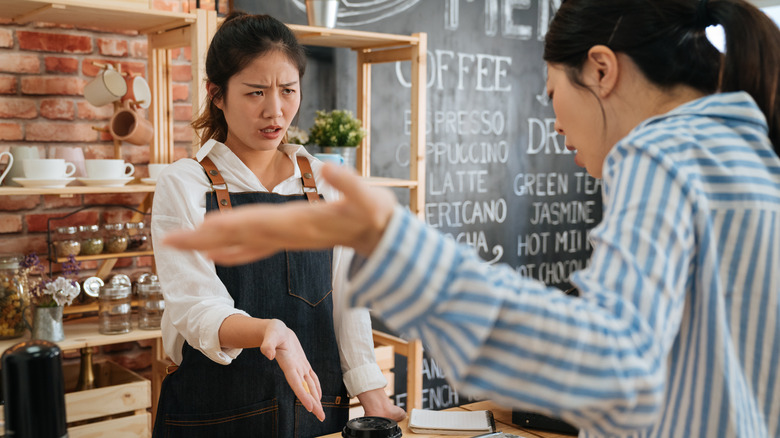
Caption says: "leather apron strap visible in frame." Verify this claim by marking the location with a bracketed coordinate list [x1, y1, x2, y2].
[198, 155, 321, 212]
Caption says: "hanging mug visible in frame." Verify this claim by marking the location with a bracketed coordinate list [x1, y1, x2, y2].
[122, 75, 152, 109]
[109, 101, 154, 146]
[0, 151, 14, 185]
[84, 64, 127, 107]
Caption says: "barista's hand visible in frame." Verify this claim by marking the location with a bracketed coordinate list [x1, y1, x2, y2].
[261, 319, 325, 421]
[356, 388, 407, 422]
[163, 163, 397, 266]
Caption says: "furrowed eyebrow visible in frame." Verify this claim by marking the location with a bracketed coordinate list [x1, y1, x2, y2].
[242, 81, 299, 89]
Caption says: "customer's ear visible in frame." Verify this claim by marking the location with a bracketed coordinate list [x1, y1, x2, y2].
[584, 45, 619, 98]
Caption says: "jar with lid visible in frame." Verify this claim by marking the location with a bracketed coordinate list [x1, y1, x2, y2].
[136, 273, 164, 330]
[125, 221, 149, 251]
[98, 275, 132, 335]
[78, 225, 104, 256]
[53, 226, 81, 258]
[0, 254, 27, 339]
[103, 223, 128, 254]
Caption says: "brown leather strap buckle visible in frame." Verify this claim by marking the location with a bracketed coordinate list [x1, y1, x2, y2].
[297, 156, 320, 204]
[199, 156, 232, 211]
[165, 364, 179, 375]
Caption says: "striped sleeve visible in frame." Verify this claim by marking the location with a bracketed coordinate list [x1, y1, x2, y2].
[347, 145, 695, 435]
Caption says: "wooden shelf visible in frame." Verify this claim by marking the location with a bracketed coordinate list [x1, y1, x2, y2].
[0, 0, 195, 34]
[288, 23, 420, 49]
[0, 183, 155, 196]
[0, 317, 161, 353]
[53, 250, 154, 264]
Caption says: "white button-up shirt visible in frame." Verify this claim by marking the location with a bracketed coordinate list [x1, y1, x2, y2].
[151, 139, 386, 396]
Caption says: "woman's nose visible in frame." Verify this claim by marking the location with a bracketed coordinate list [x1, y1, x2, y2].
[262, 96, 283, 119]
[554, 119, 564, 135]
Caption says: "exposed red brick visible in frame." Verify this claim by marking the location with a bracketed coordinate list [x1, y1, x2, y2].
[130, 40, 148, 59]
[40, 99, 75, 120]
[26, 210, 98, 232]
[125, 145, 150, 164]
[17, 31, 92, 54]
[136, 255, 155, 267]
[26, 122, 99, 142]
[97, 38, 128, 57]
[0, 235, 48, 255]
[182, 46, 191, 62]
[76, 101, 114, 120]
[152, 0, 181, 13]
[172, 83, 189, 102]
[0, 122, 23, 140]
[173, 123, 193, 142]
[0, 195, 41, 211]
[0, 76, 16, 95]
[44, 56, 79, 74]
[0, 29, 12, 48]
[0, 214, 23, 233]
[81, 145, 115, 159]
[173, 104, 192, 121]
[20, 76, 85, 96]
[42, 194, 83, 209]
[0, 98, 37, 119]
[172, 64, 192, 82]
[0, 53, 40, 74]
[84, 193, 147, 207]
[173, 144, 193, 160]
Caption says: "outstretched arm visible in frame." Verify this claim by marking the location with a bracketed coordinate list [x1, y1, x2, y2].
[163, 164, 396, 264]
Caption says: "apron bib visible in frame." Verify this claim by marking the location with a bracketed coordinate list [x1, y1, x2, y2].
[153, 157, 348, 438]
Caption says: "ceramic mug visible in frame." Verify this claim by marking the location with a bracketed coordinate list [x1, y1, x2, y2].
[0, 151, 14, 185]
[147, 163, 169, 180]
[22, 158, 76, 179]
[4, 146, 39, 186]
[122, 75, 151, 109]
[84, 159, 135, 180]
[314, 153, 345, 165]
[109, 101, 154, 146]
[84, 64, 127, 107]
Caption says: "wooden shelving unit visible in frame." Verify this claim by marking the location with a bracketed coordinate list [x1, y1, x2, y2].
[288, 24, 428, 217]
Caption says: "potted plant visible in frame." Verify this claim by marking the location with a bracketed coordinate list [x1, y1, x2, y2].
[307, 109, 366, 167]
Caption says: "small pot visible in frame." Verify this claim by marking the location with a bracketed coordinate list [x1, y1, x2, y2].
[342, 416, 402, 438]
[306, 0, 339, 28]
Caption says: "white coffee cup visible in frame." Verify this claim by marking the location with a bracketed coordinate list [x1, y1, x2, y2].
[22, 158, 76, 179]
[84, 64, 127, 107]
[5, 146, 39, 186]
[85, 159, 135, 180]
[0, 151, 14, 185]
[147, 163, 169, 180]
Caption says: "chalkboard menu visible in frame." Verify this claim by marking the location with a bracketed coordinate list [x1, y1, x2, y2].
[235, 0, 603, 412]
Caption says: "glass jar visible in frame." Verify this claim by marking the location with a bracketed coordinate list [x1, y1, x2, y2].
[78, 225, 104, 256]
[136, 273, 164, 330]
[125, 221, 149, 251]
[53, 226, 81, 258]
[0, 254, 27, 340]
[98, 277, 132, 335]
[103, 223, 128, 254]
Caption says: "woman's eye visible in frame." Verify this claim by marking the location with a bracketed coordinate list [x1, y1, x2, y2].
[282, 88, 296, 95]
[249, 90, 264, 96]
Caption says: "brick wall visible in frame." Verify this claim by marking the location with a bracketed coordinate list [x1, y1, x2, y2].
[0, 0, 223, 380]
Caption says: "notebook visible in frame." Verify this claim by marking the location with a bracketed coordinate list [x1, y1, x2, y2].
[408, 408, 496, 435]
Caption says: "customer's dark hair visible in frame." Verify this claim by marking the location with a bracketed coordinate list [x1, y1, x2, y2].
[192, 11, 307, 145]
[544, 0, 780, 151]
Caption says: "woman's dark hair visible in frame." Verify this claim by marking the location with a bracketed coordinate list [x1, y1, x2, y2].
[544, 0, 780, 151]
[192, 11, 307, 144]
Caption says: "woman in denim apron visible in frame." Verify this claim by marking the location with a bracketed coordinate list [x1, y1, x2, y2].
[151, 12, 405, 437]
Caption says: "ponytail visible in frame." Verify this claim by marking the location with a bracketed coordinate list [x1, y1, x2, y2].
[711, 0, 780, 151]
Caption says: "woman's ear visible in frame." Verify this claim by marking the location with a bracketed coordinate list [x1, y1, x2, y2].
[584, 45, 619, 98]
[207, 81, 223, 110]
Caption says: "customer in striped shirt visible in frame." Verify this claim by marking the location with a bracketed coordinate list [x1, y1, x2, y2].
[164, 0, 780, 436]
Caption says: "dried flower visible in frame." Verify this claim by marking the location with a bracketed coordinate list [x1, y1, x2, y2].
[286, 125, 309, 145]
[20, 253, 81, 308]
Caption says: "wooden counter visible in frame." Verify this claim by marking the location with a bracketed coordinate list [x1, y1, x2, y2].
[319, 401, 577, 438]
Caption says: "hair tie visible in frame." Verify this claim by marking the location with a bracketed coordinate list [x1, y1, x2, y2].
[694, 0, 717, 28]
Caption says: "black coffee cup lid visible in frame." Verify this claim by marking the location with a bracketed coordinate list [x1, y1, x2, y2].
[342, 416, 402, 438]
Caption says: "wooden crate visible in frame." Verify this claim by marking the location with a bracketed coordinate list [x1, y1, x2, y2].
[63, 360, 151, 437]
[0, 360, 151, 437]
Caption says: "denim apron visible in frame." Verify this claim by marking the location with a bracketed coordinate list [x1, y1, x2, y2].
[153, 157, 349, 437]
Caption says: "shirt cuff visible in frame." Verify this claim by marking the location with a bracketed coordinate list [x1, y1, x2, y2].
[197, 308, 248, 365]
[342, 362, 388, 397]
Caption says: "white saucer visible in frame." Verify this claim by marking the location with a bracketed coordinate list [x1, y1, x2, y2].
[13, 177, 76, 188]
[140, 178, 157, 185]
[76, 177, 134, 187]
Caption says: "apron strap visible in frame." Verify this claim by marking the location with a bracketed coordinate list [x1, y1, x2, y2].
[296, 156, 321, 204]
[199, 155, 321, 212]
[199, 156, 232, 211]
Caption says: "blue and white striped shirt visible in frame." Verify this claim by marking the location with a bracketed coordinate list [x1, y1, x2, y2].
[348, 92, 780, 437]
